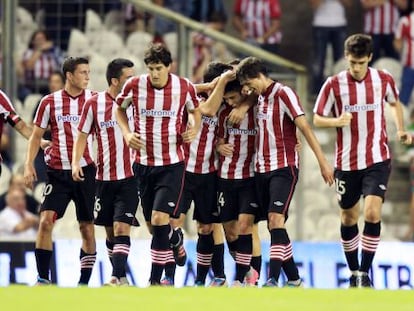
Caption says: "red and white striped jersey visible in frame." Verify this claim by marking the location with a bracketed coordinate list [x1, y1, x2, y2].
[395, 12, 414, 68]
[23, 49, 59, 81]
[255, 82, 303, 173]
[78, 91, 135, 181]
[313, 68, 399, 171]
[234, 0, 282, 44]
[116, 73, 199, 166]
[363, 0, 400, 35]
[184, 113, 218, 174]
[34, 89, 96, 170]
[217, 104, 257, 179]
[0, 90, 21, 162]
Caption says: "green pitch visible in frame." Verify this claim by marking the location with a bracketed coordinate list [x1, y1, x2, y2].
[1, 286, 412, 311]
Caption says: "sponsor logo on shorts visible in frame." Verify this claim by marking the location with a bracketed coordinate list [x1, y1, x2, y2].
[250, 202, 259, 208]
[273, 201, 284, 207]
[168, 202, 175, 207]
[125, 213, 134, 218]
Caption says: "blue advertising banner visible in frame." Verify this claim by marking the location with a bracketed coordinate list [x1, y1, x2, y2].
[0, 240, 413, 289]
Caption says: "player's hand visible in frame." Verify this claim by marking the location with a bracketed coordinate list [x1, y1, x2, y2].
[295, 132, 302, 152]
[23, 164, 37, 190]
[397, 130, 412, 145]
[220, 69, 236, 82]
[217, 143, 234, 157]
[125, 132, 144, 150]
[228, 107, 247, 125]
[40, 139, 52, 150]
[182, 126, 198, 143]
[72, 164, 85, 182]
[336, 112, 352, 127]
[319, 159, 334, 186]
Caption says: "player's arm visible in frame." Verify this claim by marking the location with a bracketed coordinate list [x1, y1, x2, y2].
[228, 94, 257, 125]
[12, 116, 50, 149]
[195, 76, 219, 94]
[388, 100, 411, 144]
[182, 107, 201, 143]
[295, 115, 334, 186]
[313, 112, 352, 128]
[72, 131, 88, 181]
[24, 125, 46, 190]
[199, 70, 235, 117]
[115, 97, 143, 150]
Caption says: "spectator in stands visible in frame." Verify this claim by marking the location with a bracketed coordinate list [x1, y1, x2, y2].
[362, 0, 408, 64]
[190, 0, 227, 23]
[0, 187, 39, 240]
[0, 173, 39, 215]
[232, 0, 282, 54]
[394, 5, 414, 107]
[309, 0, 352, 95]
[32, 71, 65, 184]
[153, 0, 192, 40]
[192, 11, 230, 83]
[20, 30, 63, 100]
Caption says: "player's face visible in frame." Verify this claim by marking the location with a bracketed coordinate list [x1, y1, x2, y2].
[346, 53, 372, 81]
[68, 64, 90, 90]
[116, 67, 135, 93]
[147, 62, 170, 89]
[223, 91, 243, 108]
[240, 77, 262, 96]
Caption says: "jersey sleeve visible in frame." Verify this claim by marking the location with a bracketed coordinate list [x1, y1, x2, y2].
[279, 86, 304, 120]
[0, 90, 21, 126]
[78, 96, 95, 134]
[116, 76, 136, 109]
[313, 77, 336, 117]
[33, 95, 51, 129]
[185, 80, 200, 111]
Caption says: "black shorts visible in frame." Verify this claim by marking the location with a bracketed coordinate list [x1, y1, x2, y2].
[40, 164, 96, 221]
[175, 171, 219, 224]
[334, 159, 391, 209]
[94, 177, 140, 227]
[134, 162, 185, 222]
[217, 177, 260, 223]
[255, 166, 298, 220]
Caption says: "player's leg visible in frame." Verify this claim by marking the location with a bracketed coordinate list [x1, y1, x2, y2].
[335, 169, 363, 288]
[211, 223, 227, 282]
[35, 170, 72, 285]
[75, 164, 97, 286]
[246, 223, 261, 286]
[150, 163, 186, 285]
[109, 177, 139, 286]
[191, 172, 217, 286]
[359, 160, 391, 288]
[265, 167, 299, 287]
[234, 179, 258, 286]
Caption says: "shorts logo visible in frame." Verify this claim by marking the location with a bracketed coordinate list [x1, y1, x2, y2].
[250, 202, 259, 208]
[273, 201, 284, 207]
[125, 213, 134, 218]
[379, 184, 387, 191]
[168, 202, 175, 207]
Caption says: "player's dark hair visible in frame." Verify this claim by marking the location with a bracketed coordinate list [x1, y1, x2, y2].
[236, 57, 267, 84]
[106, 58, 134, 86]
[62, 56, 89, 79]
[203, 61, 233, 83]
[143, 43, 172, 66]
[344, 34, 373, 58]
[224, 80, 242, 94]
